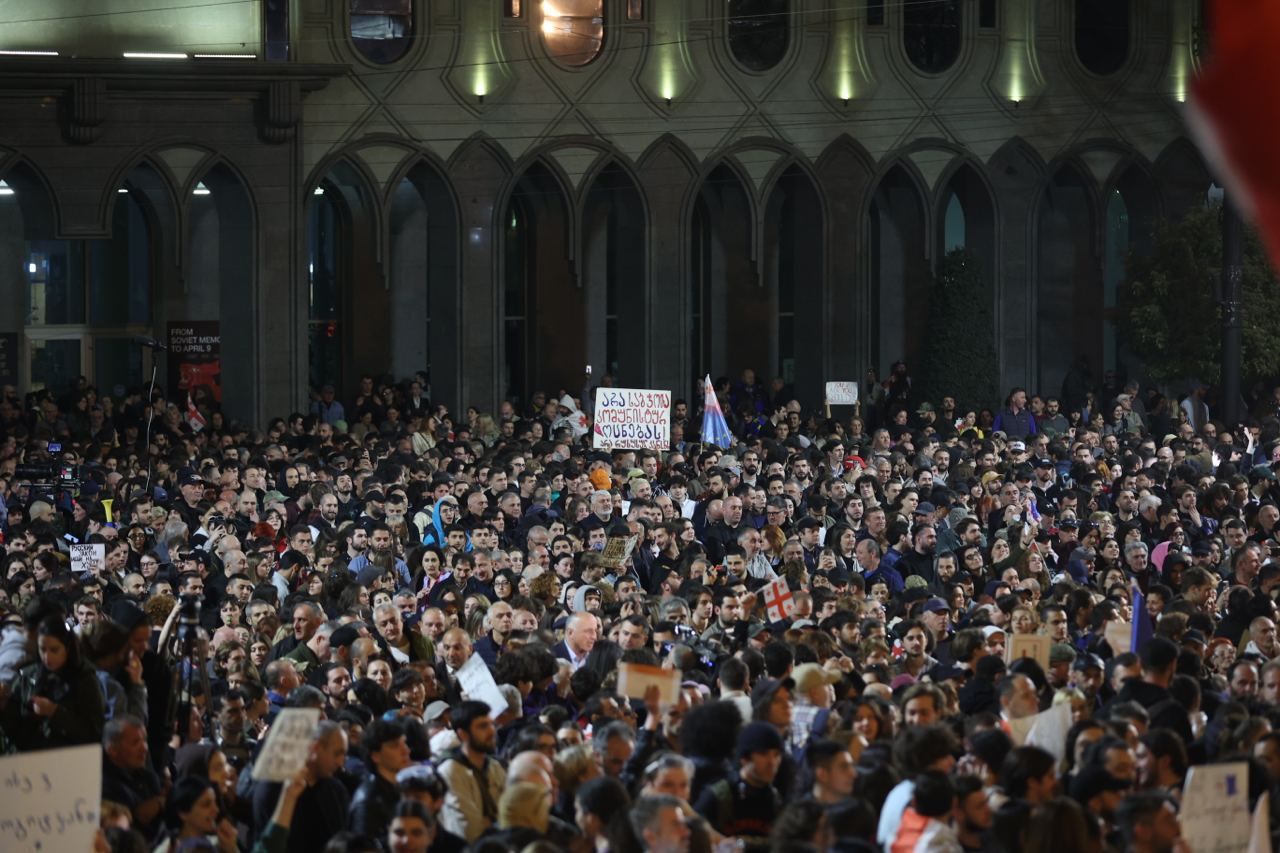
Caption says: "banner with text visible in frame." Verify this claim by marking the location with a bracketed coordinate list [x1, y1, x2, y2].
[0, 743, 100, 853]
[167, 321, 222, 403]
[592, 388, 671, 451]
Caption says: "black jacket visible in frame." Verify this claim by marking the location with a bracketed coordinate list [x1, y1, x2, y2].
[349, 770, 401, 850]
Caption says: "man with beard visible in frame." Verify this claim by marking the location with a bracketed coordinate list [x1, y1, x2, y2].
[900, 523, 941, 593]
[437, 700, 507, 842]
[349, 522, 411, 587]
[952, 775, 993, 853]
[310, 491, 341, 540]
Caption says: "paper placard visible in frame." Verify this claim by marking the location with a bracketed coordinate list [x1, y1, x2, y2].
[1005, 633, 1051, 672]
[1104, 620, 1132, 655]
[1182, 762, 1252, 853]
[457, 652, 509, 717]
[825, 382, 859, 406]
[617, 663, 682, 706]
[599, 536, 638, 570]
[254, 708, 321, 782]
[70, 543, 104, 577]
[1008, 702, 1072, 768]
[592, 388, 672, 451]
[0, 744, 101, 853]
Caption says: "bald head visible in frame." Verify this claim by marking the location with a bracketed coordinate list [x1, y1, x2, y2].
[508, 750, 557, 794]
[441, 627, 472, 669]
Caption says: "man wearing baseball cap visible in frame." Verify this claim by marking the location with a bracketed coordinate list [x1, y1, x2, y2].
[692, 721, 783, 844]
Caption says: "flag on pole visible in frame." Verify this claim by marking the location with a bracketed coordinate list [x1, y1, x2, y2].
[762, 577, 795, 623]
[185, 393, 207, 433]
[700, 375, 732, 449]
[1131, 581, 1154, 653]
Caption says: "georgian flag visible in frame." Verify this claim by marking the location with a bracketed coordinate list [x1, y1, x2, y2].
[762, 577, 796, 623]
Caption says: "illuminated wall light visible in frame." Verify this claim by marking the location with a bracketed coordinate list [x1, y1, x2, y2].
[27, 262, 36, 274]
[0, 181, 13, 196]
[313, 187, 325, 196]
[123, 52, 188, 60]
[193, 54, 257, 60]
[0, 50, 58, 57]
[192, 182, 211, 196]
[117, 188, 129, 194]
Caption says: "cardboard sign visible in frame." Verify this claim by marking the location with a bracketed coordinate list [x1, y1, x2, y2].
[0, 743, 101, 853]
[1181, 762, 1252, 853]
[1104, 620, 1132, 655]
[456, 652, 508, 717]
[1005, 633, 1051, 672]
[592, 388, 671, 451]
[599, 536, 638, 570]
[254, 708, 321, 782]
[617, 663, 682, 706]
[70, 543, 104, 577]
[825, 382, 859, 406]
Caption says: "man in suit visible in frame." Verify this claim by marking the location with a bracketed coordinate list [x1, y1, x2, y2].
[553, 612, 599, 672]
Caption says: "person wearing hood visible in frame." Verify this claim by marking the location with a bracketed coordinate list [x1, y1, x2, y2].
[571, 584, 603, 615]
[421, 496, 467, 551]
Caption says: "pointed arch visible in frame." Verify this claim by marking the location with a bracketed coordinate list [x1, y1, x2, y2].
[582, 160, 647, 386]
[764, 162, 824, 404]
[1035, 161, 1099, 397]
[868, 162, 929, 374]
[384, 156, 461, 409]
[502, 160, 577, 405]
[307, 157, 384, 396]
[1102, 162, 1158, 374]
[690, 161, 756, 382]
[185, 160, 257, 422]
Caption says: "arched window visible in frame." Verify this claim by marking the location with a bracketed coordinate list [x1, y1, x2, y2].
[904, 0, 961, 74]
[350, 0, 413, 64]
[727, 0, 790, 72]
[943, 192, 966, 252]
[1075, 0, 1129, 75]
[541, 0, 604, 67]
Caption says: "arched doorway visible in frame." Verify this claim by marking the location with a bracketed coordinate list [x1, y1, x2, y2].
[307, 160, 383, 400]
[503, 162, 576, 406]
[186, 163, 254, 423]
[1036, 164, 1098, 396]
[869, 166, 928, 374]
[582, 162, 645, 386]
[389, 162, 459, 410]
[938, 163, 996, 300]
[690, 163, 756, 388]
[764, 165, 823, 404]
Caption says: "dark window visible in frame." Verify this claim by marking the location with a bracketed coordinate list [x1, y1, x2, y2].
[350, 0, 413, 64]
[728, 0, 790, 72]
[979, 0, 997, 28]
[904, 0, 961, 74]
[542, 0, 604, 66]
[867, 0, 884, 26]
[264, 0, 289, 60]
[1075, 0, 1129, 75]
[308, 185, 342, 390]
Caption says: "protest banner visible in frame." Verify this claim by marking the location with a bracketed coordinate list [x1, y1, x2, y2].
[599, 536, 638, 570]
[457, 652, 508, 717]
[0, 743, 100, 853]
[763, 577, 796, 623]
[1005, 633, 1051, 672]
[824, 382, 859, 406]
[592, 388, 671, 451]
[167, 320, 222, 403]
[70, 543, 104, 577]
[254, 708, 321, 782]
[617, 663, 682, 706]
[1182, 761, 1252, 853]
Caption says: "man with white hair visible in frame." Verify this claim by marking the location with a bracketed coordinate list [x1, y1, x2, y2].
[554, 612, 599, 672]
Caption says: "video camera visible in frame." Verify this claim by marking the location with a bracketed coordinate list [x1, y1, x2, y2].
[14, 442, 84, 501]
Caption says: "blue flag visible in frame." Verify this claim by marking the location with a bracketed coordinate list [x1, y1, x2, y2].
[700, 375, 733, 449]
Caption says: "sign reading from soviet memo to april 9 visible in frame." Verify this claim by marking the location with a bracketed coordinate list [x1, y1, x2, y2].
[593, 388, 671, 451]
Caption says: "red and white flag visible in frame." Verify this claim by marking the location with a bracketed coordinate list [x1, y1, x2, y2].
[185, 393, 207, 433]
[762, 577, 795, 623]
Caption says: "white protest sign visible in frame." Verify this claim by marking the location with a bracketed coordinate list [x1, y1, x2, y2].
[592, 388, 671, 451]
[1007, 702, 1072, 768]
[1182, 762, 1251, 853]
[1005, 633, 1051, 672]
[1104, 620, 1132, 655]
[254, 708, 321, 782]
[70, 543, 104, 577]
[0, 743, 101, 853]
[825, 382, 859, 406]
[457, 652, 509, 717]
[617, 663, 682, 706]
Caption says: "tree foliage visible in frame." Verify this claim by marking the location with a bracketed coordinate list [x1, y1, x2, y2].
[919, 249, 999, 410]
[1117, 205, 1280, 386]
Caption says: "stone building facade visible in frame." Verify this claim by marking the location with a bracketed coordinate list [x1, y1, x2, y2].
[0, 0, 1211, 423]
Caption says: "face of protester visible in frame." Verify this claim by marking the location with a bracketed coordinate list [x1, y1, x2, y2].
[368, 660, 393, 691]
[38, 633, 68, 672]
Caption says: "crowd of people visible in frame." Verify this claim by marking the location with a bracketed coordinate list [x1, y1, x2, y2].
[1, 364, 1280, 852]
